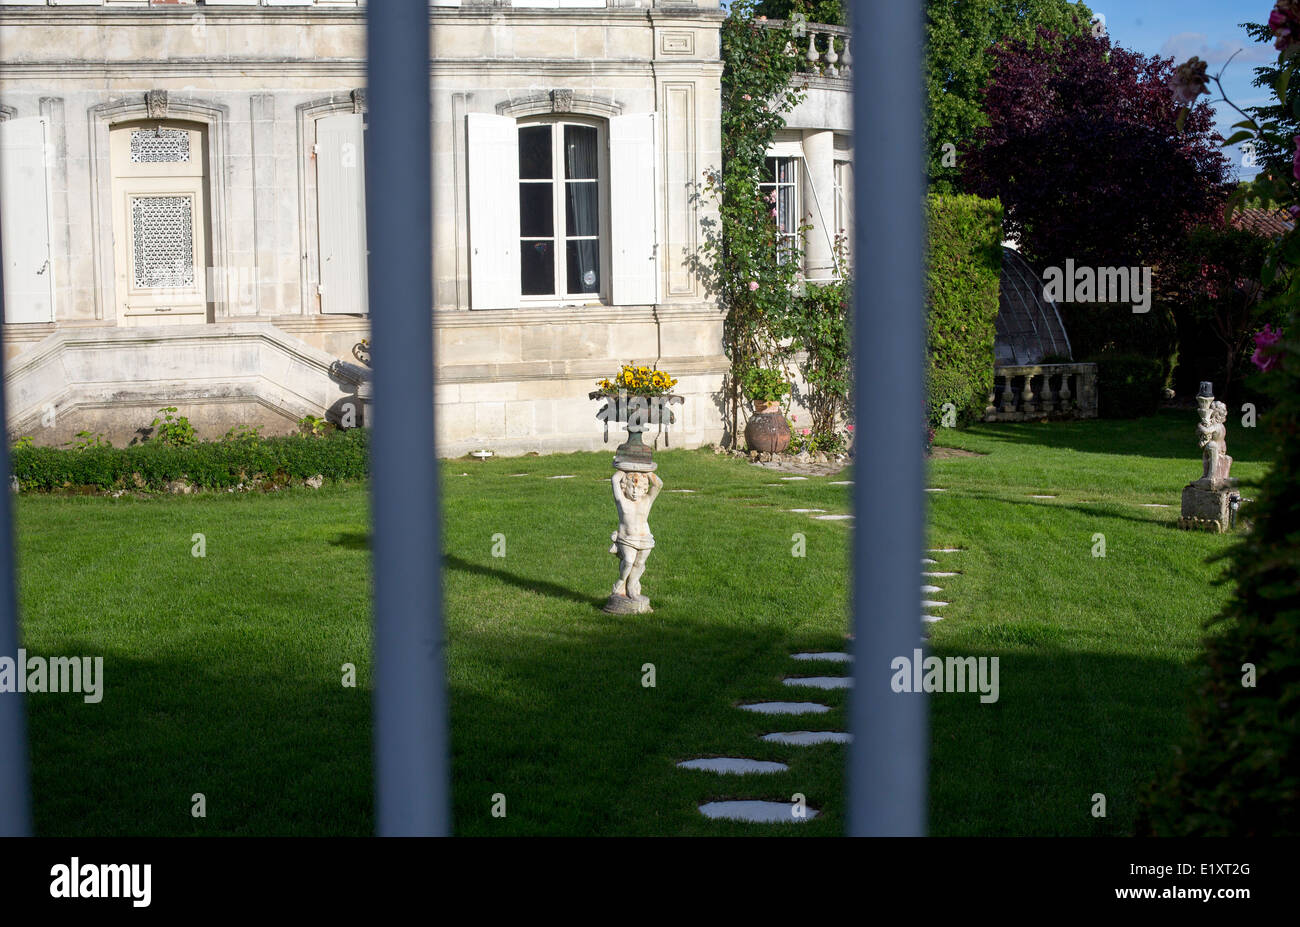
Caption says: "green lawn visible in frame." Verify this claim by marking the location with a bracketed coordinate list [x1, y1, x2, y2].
[13, 410, 1268, 835]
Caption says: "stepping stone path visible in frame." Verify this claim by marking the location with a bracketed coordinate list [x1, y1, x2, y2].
[922, 558, 937, 564]
[668, 489, 697, 493]
[814, 514, 854, 521]
[737, 701, 831, 715]
[1030, 494, 1056, 499]
[761, 731, 852, 746]
[1140, 503, 1171, 508]
[781, 476, 809, 481]
[789, 508, 827, 514]
[677, 758, 788, 775]
[783, 676, 853, 690]
[829, 481, 854, 486]
[922, 600, 948, 608]
[923, 571, 959, 577]
[699, 800, 818, 823]
[791, 652, 853, 663]
[928, 548, 964, 553]
[921, 585, 942, 594]
[925, 488, 946, 493]
[548, 475, 576, 479]
[922, 615, 944, 624]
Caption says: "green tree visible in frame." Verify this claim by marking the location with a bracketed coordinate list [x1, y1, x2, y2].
[755, 0, 845, 26]
[926, 0, 1093, 192]
[1241, 21, 1300, 184]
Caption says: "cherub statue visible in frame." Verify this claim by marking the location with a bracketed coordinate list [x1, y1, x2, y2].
[609, 469, 663, 601]
[1194, 399, 1232, 489]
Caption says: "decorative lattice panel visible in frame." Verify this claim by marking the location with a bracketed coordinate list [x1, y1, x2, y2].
[131, 195, 195, 289]
[130, 127, 191, 164]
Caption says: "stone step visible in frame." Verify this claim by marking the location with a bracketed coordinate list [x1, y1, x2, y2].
[790, 652, 852, 663]
[677, 757, 789, 775]
[813, 514, 854, 521]
[761, 731, 852, 746]
[698, 800, 818, 823]
[737, 701, 831, 715]
[921, 600, 948, 608]
[921, 585, 943, 593]
[783, 676, 853, 690]
[922, 615, 944, 624]
[923, 571, 960, 577]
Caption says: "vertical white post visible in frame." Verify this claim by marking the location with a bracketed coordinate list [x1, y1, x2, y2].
[0, 202, 32, 838]
[367, 0, 448, 837]
[847, 0, 928, 836]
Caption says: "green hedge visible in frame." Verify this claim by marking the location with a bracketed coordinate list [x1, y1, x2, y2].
[926, 193, 1003, 427]
[1088, 350, 1165, 419]
[12, 429, 369, 493]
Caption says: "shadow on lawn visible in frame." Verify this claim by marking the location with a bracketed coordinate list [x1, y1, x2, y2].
[960, 409, 1271, 464]
[948, 488, 1195, 530]
[26, 640, 373, 837]
[443, 554, 602, 608]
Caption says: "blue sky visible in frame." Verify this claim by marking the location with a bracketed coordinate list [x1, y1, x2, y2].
[1095, 0, 1280, 180]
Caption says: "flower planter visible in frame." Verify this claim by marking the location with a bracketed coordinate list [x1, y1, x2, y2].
[589, 391, 683, 468]
[745, 402, 791, 454]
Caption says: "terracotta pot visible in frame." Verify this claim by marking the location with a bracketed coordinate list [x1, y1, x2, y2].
[745, 409, 791, 454]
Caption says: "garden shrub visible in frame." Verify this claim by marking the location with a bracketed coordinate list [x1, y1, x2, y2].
[1087, 350, 1164, 418]
[925, 193, 1002, 427]
[12, 428, 369, 493]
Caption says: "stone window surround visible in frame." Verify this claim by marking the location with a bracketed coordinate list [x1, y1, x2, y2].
[88, 93, 232, 322]
[296, 90, 366, 316]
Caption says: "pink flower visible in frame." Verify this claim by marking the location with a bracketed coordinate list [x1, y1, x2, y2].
[770, 208, 778, 218]
[747, 280, 759, 291]
[742, 94, 752, 101]
[847, 424, 854, 432]
[1169, 57, 1209, 105]
[1252, 324, 1284, 372]
[802, 428, 811, 436]
[1271, 2, 1300, 50]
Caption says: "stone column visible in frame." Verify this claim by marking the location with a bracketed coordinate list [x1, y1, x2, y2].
[801, 128, 836, 282]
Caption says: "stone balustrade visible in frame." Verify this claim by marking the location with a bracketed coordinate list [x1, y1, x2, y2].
[760, 20, 853, 79]
[984, 363, 1099, 422]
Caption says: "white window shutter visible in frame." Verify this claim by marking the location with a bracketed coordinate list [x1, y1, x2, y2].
[317, 113, 368, 315]
[0, 117, 54, 324]
[467, 113, 520, 310]
[609, 113, 659, 306]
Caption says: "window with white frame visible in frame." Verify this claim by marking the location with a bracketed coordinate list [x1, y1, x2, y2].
[760, 156, 799, 264]
[517, 119, 606, 302]
[834, 158, 853, 269]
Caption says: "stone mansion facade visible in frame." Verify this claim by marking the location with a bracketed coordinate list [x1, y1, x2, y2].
[0, 0, 852, 455]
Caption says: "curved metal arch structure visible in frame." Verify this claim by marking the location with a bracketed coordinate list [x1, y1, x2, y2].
[996, 247, 1073, 366]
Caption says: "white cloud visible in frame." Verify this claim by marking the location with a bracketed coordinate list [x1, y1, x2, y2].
[1159, 32, 1276, 66]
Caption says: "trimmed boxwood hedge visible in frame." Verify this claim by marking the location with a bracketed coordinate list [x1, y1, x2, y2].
[1088, 350, 1165, 419]
[926, 193, 1003, 428]
[11, 428, 369, 493]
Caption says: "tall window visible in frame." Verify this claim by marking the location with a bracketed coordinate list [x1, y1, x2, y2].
[760, 156, 799, 263]
[834, 158, 854, 270]
[518, 119, 606, 302]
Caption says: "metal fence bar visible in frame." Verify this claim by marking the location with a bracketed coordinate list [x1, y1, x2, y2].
[847, 0, 928, 836]
[366, 1, 448, 837]
[0, 258, 32, 837]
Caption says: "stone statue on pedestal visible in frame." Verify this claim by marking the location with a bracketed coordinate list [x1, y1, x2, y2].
[605, 468, 662, 614]
[1180, 382, 1240, 532]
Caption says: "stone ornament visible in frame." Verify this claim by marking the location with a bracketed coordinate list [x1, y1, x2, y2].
[605, 468, 662, 614]
[1180, 382, 1240, 532]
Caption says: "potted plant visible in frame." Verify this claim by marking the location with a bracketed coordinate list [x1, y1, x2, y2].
[589, 364, 683, 466]
[739, 365, 792, 454]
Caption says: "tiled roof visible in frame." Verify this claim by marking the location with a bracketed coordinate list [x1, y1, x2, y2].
[1231, 207, 1296, 239]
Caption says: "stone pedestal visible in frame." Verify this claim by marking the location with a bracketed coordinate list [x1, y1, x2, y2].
[603, 593, 652, 615]
[1179, 483, 1235, 533]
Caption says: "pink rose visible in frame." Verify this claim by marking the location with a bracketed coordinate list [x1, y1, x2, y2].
[1252, 324, 1284, 372]
[742, 94, 752, 101]
[770, 208, 778, 218]
[802, 429, 811, 436]
[747, 280, 759, 291]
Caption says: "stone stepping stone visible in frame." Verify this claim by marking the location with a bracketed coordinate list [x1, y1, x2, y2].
[922, 600, 948, 608]
[761, 731, 852, 746]
[1030, 494, 1056, 499]
[813, 514, 854, 521]
[782, 676, 853, 690]
[923, 571, 960, 577]
[829, 480, 854, 486]
[791, 652, 853, 662]
[928, 548, 964, 553]
[789, 508, 826, 513]
[668, 489, 697, 493]
[1140, 503, 1171, 508]
[922, 557, 937, 564]
[509, 473, 530, 477]
[781, 476, 809, 481]
[738, 701, 831, 715]
[923, 615, 943, 624]
[548, 475, 577, 480]
[925, 488, 946, 493]
[921, 585, 943, 594]
[677, 757, 788, 775]
[698, 800, 818, 823]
